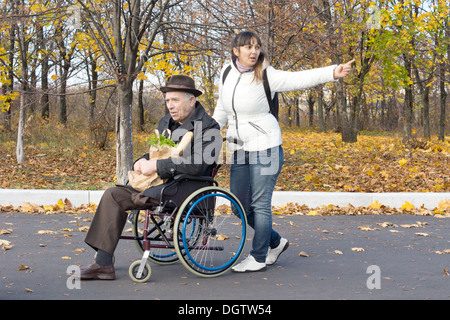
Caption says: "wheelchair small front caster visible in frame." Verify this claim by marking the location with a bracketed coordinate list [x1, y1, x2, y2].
[129, 260, 151, 283]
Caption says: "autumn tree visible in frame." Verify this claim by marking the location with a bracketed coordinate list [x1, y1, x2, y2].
[76, 0, 177, 184]
[0, 1, 18, 132]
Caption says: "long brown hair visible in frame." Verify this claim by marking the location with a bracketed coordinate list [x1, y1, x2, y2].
[231, 31, 267, 83]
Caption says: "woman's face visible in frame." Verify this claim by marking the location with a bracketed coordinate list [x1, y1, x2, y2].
[233, 37, 261, 67]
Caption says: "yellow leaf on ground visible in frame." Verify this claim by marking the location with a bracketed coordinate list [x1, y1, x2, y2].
[370, 200, 382, 209]
[398, 158, 408, 166]
[216, 234, 229, 241]
[401, 201, 415, 211]
[18, 264, 29, 271]
[56, 199, 65, 210]
[298, 251, 309, 257]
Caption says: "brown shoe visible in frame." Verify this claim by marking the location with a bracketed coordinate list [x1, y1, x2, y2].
[78, 261, 116, 280]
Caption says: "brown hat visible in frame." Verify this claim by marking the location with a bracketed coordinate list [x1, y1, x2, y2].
[160, 75, 202, 97]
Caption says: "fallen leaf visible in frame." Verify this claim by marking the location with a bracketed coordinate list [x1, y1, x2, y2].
[377, 222, 397, 228]
[2, 244, 13, 251]
[333, 250, 343, 255]
[18, 264, 29, 271]
[0, 228, 12, 234]
[64, 198, 72, 208]
[401, 201, 415, 211]
[37, 230, 57, 234]
[398, 158, 408, 166]
[298, 251, 309, 257]
[370, 200, 383, 209]
[0, 239, 11, 246]
[358, 225, 378, 231]
[351, 247, 365, 252]
[25, 288, 34, 293]
[400, 224, 417, 228]
[415, 232, 429, 237]
[216, 234, 229, 240]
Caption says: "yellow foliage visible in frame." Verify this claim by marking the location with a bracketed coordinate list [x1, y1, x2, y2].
[398, 158, 408, 166]
[401, 201, 415, 211]
[369, 200, 383, 209]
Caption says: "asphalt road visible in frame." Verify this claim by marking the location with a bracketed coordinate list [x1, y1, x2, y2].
[1, 211, 449, 303]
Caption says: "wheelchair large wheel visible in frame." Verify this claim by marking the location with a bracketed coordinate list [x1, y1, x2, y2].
[130, 210, 179, 265]
[173, 186, 247, 277]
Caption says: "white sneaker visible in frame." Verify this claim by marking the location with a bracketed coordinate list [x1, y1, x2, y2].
[231, 255, 266, 273]
[266, 238, 289, 265]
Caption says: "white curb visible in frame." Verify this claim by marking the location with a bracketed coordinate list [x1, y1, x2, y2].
[1, 189, 448, 210]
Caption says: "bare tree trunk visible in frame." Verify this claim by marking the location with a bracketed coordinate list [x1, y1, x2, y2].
[438, 17, 448, 142]
[294, 97, 300, 127]
[403, 53, 413, 140]
[57, 25, 72, 126]
[138, 77, 145, 131]
[438, 59, 447, 141]
[317, 87, 325, 132]
[88, 52, 98, 121]
[307, 92, 314, 127]
[413, 59, 433, 140]
[59, 64, 68, 125]
[38, 24, 50, 120]
[115, 82, 134, 184]
[16, 91, 27, 164]
[17, 15, 28, 164]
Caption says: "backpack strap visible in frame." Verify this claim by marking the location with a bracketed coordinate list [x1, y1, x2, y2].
[221, 65, 232, 84]
[263, 69, 279, 120]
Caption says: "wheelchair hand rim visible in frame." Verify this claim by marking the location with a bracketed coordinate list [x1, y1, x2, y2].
[182, 192, 246, 272]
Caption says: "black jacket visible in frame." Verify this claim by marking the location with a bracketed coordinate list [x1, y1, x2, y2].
[139, 101, 221, 203]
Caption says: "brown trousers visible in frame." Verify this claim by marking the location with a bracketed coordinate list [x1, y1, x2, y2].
[85, 186, 158, 256]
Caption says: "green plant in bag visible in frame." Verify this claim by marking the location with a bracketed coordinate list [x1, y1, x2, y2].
[148, 133, 177, 148]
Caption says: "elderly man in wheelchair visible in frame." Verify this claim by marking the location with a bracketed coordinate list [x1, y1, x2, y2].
[76, 75, 247, 282]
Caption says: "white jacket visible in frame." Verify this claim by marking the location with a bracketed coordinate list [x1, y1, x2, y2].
[213, 61, 337, 152]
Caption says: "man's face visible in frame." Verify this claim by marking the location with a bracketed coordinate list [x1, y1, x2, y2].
[165, 91, 195, 124]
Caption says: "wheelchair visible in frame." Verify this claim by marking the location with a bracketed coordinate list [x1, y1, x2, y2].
[119, 165, 247, 282]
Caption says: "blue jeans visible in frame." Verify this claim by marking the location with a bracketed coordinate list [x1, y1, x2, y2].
[230, 146, 284, 262]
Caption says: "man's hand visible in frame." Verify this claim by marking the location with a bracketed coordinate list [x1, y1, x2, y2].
[134, 158, 157, 176]
[333, 59, 355, 79]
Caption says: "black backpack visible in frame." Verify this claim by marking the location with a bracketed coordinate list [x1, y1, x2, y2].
[221, 65, 279, 120]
